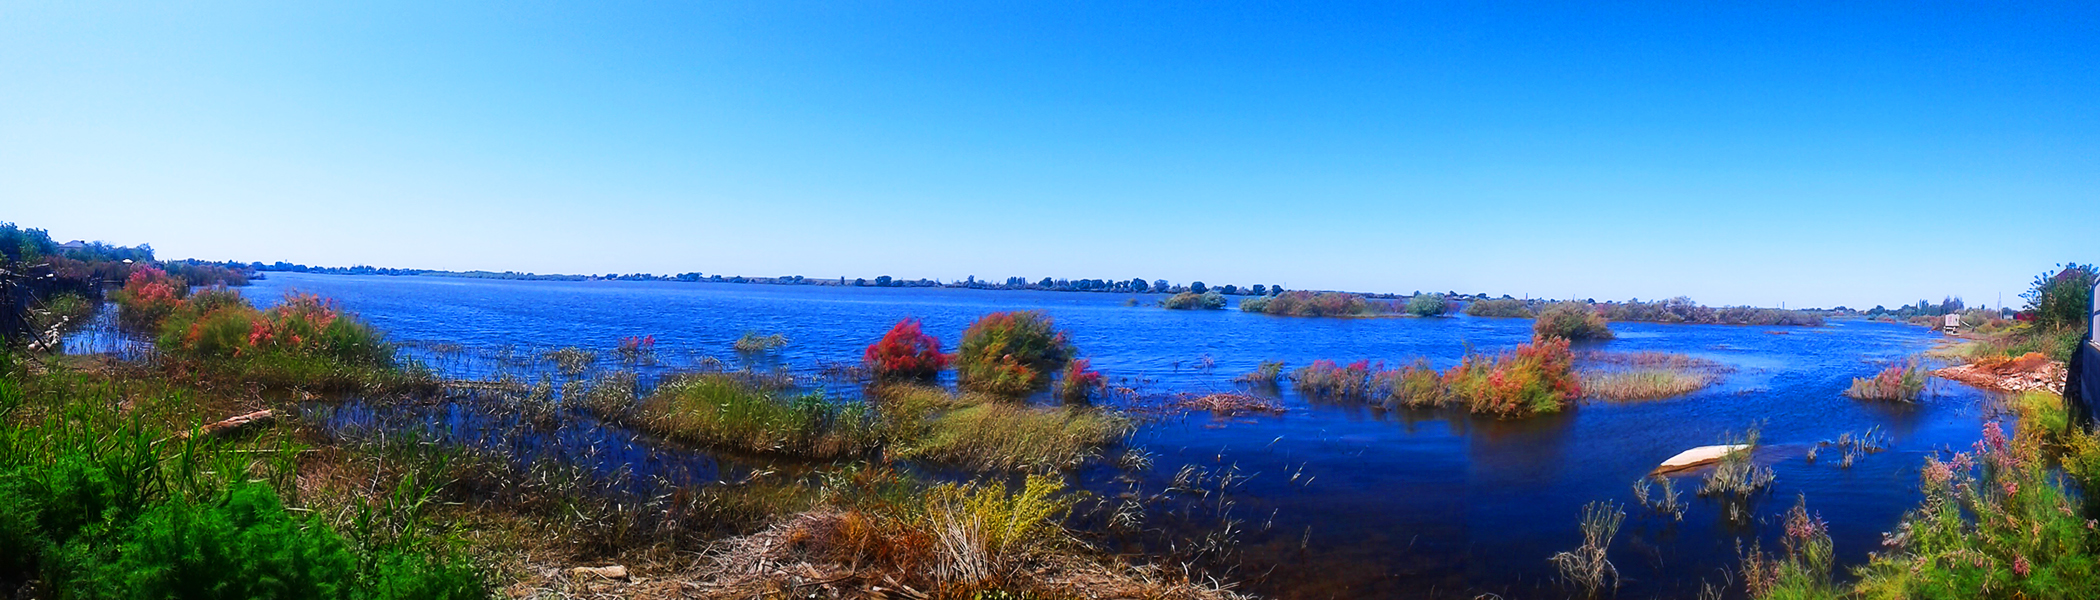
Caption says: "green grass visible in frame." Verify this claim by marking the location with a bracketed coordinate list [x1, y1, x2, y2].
[878, 385, 1129, 472]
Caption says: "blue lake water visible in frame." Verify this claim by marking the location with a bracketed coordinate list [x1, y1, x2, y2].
[230, 272, 1995, 599]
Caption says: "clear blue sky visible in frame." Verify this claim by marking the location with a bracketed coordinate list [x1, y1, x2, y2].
[4, 2, 2093, 309]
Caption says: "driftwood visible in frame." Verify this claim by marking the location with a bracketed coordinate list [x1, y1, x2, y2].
[1652, 444, 1748, 475]
[170, 409, 277, 441]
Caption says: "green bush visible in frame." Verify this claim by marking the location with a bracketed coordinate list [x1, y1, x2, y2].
[955, 312, 1074, 396]
[2022, 263, 2096, 332]
[1161, 292, 1226, 310]
[1405, 294, 1449, 317]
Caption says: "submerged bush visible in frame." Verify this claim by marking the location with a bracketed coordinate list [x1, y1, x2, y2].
[1535, 302, 1614, 341]
[1234, 360, 1286, 386]
[1053, 358, 1105, 404]
[1405, 294, 1449, 317]
[1845, 362, 1927, 402]
[733, 331, 788, 353]
[1241, 291, 1381, 317]
[1443, 336, 1582, 417]
[865, 318, 949, 381]
[1161, 291, 1226, 310]
[1465, 298, 1535, 318]
[1292, 359, 1378, 399]
[955, 312, 1073, 396]
[1373, 360, 1443, 408]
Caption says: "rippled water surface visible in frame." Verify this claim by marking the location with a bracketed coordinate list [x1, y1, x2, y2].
[234, 273, 1994, 598]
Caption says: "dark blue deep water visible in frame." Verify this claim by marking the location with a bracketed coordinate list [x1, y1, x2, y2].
[232, 273, 1997, 599]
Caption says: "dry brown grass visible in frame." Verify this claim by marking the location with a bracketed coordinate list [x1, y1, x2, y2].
[1581, 369, 1716, 402]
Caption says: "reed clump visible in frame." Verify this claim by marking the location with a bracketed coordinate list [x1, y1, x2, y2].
[878, 386, 1130, 472]
[1845, 361, 1927, 402]
[1737, 496, 1838, 600]
[1582, 370, 1714, 402]
[733, 331, 788, 353]
[635, 373, 881, 458]
[1548, 500, 1624, 597]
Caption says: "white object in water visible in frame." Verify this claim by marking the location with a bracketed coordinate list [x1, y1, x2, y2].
[1654, 444, 1750, 474]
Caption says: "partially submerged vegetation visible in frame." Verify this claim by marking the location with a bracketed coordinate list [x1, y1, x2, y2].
[110, 267, 411, 391]
[1290, 336, 1583, 418]
[1161, 291, 1227, 310]
[955, 311, 1074, 396]
[1845, 361, 1928, 402]
[1595, 297, 1825, 326]
[732, 331, 788, 353]
[1578, 351, 1731, 401]
[1535, 302, 1615, 341]
[1240, 291, 1390, 317]
[864, 318, 948, 381]
[1464, 297, 1535, 318]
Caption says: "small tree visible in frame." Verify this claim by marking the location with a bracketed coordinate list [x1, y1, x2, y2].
[2023, 263, 2096, 331]
[865, 318, 948, 381]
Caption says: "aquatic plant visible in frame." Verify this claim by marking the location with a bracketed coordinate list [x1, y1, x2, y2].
[1581, 369, 1715, 402]
[615, 334, 656, 364]
[894, 400, 1129, 472]
[543, 346, 596, 376]
[1443, 336, 1582, 418]
[1292, 359, 1378, 399]
[1372, 359, 1442, 408]
[1240, 291, 1383, 317]
[1699, 429, 1775, 505]
[1464, 298, 1535, 318]
[1738, 496, 1838, 600]
[1234, 360, 1285, 386]
[865, 318, 950, 381]
[635, 373, 881, 458]
[1162, 291, 1226, 310]
[1548, 500, 1625, 597]
[1845, 361, 1927, 402]
[1404, 294, 1449, 317]
[1631, 475, 1686, 521]
[1053, 358, 1105, 404]
[1534, 302, 1614, 341]
[733, 331, 788, 353]
[1851, 421, 2100, 600]
[955, 311, 1074, 396]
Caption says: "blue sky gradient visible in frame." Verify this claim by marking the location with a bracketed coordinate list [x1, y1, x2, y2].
[4, 1, 2093, 308]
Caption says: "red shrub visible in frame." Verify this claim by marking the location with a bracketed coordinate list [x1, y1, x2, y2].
[1055, 358, 1106, 403]
[865, 318, 949, 381]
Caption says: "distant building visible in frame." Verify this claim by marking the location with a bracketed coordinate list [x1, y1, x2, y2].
[56, 240, 87, 253]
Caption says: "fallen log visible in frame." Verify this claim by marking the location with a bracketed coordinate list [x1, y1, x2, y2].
[169, 409, 277, 441]
[1652, 444, 1749, 475]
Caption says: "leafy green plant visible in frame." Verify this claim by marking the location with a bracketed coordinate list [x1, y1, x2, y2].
[1405, 294, 1449, 317]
